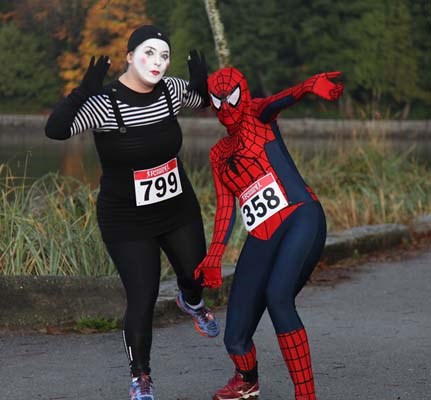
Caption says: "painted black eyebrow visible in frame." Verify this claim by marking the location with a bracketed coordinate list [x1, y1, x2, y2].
[142, 46, 170, 54]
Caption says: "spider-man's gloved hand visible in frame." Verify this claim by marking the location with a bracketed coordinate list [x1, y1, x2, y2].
[186, 49, 210, 107]
[306, 71, 343, 101]
[194, 243, 226, 288]
[80, 55, 111, 97]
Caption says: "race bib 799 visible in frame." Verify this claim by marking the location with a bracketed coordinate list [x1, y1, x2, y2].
[134, 158, 182, 206]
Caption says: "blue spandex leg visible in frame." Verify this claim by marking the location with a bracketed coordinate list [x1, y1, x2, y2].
[266, 201, 327, 333]
[224, 202, 326, 354]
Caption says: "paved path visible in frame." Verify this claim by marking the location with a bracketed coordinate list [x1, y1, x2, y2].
[1, 251, 430, 400]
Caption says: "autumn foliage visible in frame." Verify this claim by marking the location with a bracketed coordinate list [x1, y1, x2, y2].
[0, 0, 94, 52]
[59, 0, 151, 94]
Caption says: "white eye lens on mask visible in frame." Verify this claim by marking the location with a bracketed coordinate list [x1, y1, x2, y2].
[210, 93, 222, 110]
[227, 85, 241, 106]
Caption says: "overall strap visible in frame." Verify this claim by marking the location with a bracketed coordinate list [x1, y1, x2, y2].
[159, 79, 175, 118]
[108, 88, 127, 134]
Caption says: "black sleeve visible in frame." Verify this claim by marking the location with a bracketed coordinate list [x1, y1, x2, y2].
[45, 86, 90, 140]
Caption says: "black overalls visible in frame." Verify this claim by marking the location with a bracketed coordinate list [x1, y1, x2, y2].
[93, 79, 202, 243]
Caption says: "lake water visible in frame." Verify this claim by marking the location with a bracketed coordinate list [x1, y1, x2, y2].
[1, 124, 430, 186]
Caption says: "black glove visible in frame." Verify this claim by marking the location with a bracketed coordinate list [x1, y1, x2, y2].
[80, 55, 110, 96]
[186, 50, 210, 107]
[45, 55, 110, 140]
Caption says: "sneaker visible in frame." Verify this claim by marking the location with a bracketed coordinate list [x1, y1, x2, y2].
[213, 371, 259, 400]
[129, 374, 154, 400]
[176, 291, 220, 337]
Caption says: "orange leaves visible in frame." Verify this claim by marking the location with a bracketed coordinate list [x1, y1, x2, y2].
[58, 52, 84, 95]
[3, 0, 157, 96]
[59, 0, 152, 94]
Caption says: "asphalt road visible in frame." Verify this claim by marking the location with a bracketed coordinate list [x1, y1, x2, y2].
[1, 250, 430, 400]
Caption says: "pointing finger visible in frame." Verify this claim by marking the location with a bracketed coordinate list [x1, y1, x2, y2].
[325, 71, 342, 79]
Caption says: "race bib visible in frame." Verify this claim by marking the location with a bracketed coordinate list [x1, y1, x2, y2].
[239, 173, 288, 231]
[134, 158, 182, 206]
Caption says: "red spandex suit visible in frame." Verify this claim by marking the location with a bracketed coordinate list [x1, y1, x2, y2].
[195, 67, 343, 400]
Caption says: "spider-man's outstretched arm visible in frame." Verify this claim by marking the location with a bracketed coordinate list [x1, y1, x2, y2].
[253, 71, 344, 123]
[194, 148, 236, 289]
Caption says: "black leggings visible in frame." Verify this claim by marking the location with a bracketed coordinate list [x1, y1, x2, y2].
[104, 218, 206, 376]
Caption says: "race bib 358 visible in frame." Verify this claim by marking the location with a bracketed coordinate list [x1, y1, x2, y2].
[239, 173, 288, 231]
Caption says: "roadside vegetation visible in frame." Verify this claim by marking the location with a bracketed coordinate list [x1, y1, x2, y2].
[1, 137, 430, 276]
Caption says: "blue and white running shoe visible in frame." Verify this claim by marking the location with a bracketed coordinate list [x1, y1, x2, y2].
[129, 374, 154, 400]
[176, 291, 220, 338]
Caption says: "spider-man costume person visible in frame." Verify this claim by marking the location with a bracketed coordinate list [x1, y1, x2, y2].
[194, 67, 343, 400]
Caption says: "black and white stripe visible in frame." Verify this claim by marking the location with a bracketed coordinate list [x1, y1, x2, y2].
[70, 77, 202, 136]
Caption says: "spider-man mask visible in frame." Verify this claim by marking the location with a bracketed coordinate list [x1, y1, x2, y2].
[208, 67, 251, 135]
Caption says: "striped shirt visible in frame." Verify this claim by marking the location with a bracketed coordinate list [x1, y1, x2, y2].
[70, 77, 202, 136]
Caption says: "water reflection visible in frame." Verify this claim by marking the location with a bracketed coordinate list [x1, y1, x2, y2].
[1, 125, 430, 185]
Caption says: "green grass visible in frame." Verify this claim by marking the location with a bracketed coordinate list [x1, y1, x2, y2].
[74, 317, 120, 332]
[1, 137, 430, 276]
[0, 166, 113, 276]
[300, 138, 431, 231]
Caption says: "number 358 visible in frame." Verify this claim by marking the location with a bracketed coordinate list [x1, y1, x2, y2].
[242, 187, 281, 226]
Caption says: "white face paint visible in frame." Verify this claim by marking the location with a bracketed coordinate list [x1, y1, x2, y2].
[131, 38, 170, 86]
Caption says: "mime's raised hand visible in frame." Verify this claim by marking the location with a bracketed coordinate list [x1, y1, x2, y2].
[80, 55, 111, 96]
[186, 49, 210, 106]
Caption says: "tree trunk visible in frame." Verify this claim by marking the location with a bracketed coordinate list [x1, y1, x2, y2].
[342, 93, 355, 118]
[203, 0, 231, 68]
[401, 102, 411, 120]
